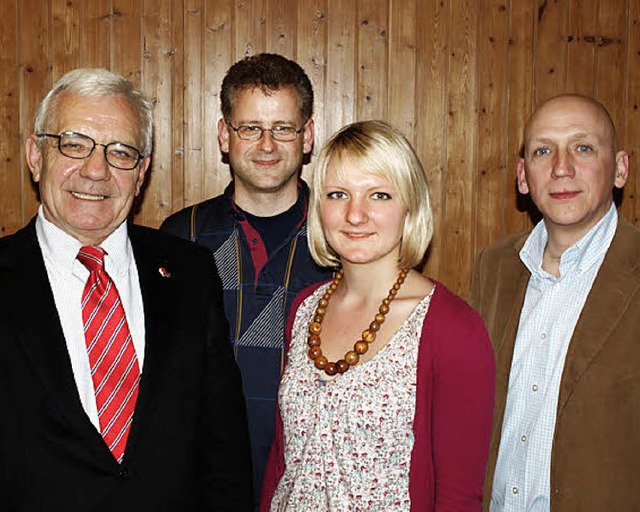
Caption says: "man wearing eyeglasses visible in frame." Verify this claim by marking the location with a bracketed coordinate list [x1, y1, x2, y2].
[161, 53, 331, 508]
[0, 68, 252, 510]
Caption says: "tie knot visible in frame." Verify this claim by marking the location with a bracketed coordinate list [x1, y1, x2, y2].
[77, 246, 106, 272]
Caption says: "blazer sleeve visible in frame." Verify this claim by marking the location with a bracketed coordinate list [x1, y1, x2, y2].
[411, 283, 495, 511]
[259, 281, 327, 512]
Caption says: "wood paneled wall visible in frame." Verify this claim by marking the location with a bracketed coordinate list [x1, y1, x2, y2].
[1, 0, 639, 297]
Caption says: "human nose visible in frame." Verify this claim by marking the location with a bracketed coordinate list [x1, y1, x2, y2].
[256, 129, 276, 152]
[552, 149, 575, 179]
[79, 145, 111, 180]
[346, 198, 368, 225]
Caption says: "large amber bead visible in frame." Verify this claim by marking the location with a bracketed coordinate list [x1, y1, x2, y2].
[308, 346, 322, 359]
[354, 341, 369, 354]
[309, 321, 322, 335]
[314, 355, 328, 369]
[336, 360, 349, 373]
[307, 334, 321, 347]
[325, 362, 337, 376]
[362, 329, 376, 343]
[345, 350, 359, 365]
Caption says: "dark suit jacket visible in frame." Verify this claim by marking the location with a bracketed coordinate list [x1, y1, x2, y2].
[470, 217, 640, 511]
[0, 220, 253, 511]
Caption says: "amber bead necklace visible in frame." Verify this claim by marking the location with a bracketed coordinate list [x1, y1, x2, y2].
[307, 267, 409, 376]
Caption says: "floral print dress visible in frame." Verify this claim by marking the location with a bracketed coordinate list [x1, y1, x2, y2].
[270, 283, 434, 512]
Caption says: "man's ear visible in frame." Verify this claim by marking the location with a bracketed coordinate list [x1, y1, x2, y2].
[218, 118, 230, 153]
[302, 119, 314, 155]
[25, 134, 44, 183]
[517, 158, 529, 195]
[614, 150, 629, 189]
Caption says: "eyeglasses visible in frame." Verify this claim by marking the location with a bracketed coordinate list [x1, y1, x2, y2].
[227, 123, 304, 142]
[37, 131, 143, 170]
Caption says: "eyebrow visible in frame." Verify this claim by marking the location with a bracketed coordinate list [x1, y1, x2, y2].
[234, 119, 298, 126]
[528, 132, 601, 146]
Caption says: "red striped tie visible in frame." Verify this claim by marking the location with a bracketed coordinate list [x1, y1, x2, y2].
[78, 246, 140, 463]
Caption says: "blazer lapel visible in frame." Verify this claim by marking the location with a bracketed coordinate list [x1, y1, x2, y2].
[491, 236, 530, 424]
[6, 224, 108, 451]
[558, 219, 640, 412]
[483, 235, 530, 498]
[123, 226, 177, 457]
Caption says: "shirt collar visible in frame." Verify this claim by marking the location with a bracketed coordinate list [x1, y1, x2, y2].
[35, 205, 131, 277]
[520, 202, 618, 279]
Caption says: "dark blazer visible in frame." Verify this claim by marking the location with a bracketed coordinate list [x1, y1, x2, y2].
[0, 220, 253, 511]
[470, 217, 640, 511]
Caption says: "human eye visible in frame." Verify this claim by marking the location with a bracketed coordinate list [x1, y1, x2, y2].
[326, 190, 348, 199]
[108, 143, 138, 159]
[239, 125, 262, 134]
[531, 147, 550, 157]
[576, 144, 592, 154]
[60, 133, 91, 155]
[272, 126, 296, 134]
[371, 191, 392, 200]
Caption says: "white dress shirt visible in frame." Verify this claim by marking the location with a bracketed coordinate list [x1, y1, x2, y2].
[35, 207, 145, 432]
[490, 203, 617, 511]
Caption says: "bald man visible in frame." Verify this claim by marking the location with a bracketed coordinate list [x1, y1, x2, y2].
[470, 94, 640, 511]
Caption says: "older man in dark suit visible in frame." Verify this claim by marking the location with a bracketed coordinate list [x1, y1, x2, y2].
[0, 68, 252, 511]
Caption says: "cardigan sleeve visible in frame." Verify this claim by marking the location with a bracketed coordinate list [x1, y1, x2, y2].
[259, 281, 327, 512]
[411, 282, 496, 511]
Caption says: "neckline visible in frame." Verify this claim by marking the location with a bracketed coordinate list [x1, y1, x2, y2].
[306, 285, 435, 384]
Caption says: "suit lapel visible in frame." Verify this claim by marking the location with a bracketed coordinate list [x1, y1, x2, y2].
[5, 223, 108, 450]
[557, 219, 640, 412]
[124, 226, 177, 457]
[483, 235, 530, 499]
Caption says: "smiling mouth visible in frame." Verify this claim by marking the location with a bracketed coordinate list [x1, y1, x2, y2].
[71, 191, 107, 201]
[344, 232, 372, 239]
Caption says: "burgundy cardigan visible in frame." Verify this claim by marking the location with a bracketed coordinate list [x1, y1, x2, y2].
[260, 280, 495, 511]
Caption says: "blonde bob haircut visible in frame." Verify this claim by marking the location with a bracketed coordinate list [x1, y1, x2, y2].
[308, 120, 433, 269]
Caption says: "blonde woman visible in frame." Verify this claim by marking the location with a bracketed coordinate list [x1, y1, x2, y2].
[261, 120, 495, 511]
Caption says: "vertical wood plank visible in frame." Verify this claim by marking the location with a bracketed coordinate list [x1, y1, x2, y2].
[566, 0, 598, 95]
[18, 0, 51, 223]
[416, 0, 448, 280]
[0, 0, 22, 235]
[79, 0, 112, 68]
[474, 0, 510, 257]
[137, 0, 175, 227]
[324, 0, 356, 136]
[356, 0, 389, 121]
[440, 0, 478, 296]
[534, 0, 569, 104]
[170, 0, 185, 213]
[203, 0, 233, 200]
[387, 0, 416, 142]
[594, 0, 627, 138]
[266, 0, 296, 56]
[183, 0, 204, 206]
[234, 0, 265, 58]
[296, 0, 328, 163]
[622, 0, 639, 224]
[111, 0, 142, 84]
[50, 0, 81, 79]
[505, 0, 535, 236]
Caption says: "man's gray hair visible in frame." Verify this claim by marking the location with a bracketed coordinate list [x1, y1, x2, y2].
[34, 68, 153, 156]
